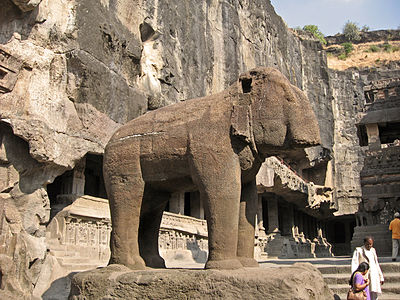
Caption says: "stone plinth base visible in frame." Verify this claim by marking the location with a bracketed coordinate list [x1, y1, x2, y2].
[69, 263, 333, 299]
[351, 225, 392, 256]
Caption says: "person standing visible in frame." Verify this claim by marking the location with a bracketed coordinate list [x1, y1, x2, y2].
[389, 212, 400, 262]
[351, 236, 384, 300]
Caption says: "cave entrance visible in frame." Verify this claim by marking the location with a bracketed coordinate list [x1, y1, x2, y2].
[46, 153, 106, 222]
[325, 216, 356, 256]
[84, 154, 107, 198]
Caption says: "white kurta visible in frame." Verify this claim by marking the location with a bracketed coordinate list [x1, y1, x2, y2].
[351, 246, 384, 294]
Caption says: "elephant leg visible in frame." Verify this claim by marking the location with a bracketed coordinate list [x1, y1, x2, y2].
[237, 179, 259, 267]
[189, 151, 242, 270]
[103, 143, 146, 270]
[139, 186, 169, 268]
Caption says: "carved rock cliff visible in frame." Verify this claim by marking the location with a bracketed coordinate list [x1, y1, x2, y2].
[0, 0, 379, 297]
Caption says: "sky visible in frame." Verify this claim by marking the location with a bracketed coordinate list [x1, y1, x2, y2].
[270, 0, 400, 36]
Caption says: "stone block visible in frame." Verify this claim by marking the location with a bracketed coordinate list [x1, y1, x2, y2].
[69, 263, 333, 299]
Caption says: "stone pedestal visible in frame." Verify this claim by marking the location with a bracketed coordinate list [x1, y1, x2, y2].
[351, 225, 392, 256]
[69, 263, 333, 299]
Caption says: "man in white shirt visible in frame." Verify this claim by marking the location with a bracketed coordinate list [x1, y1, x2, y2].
[351, 236, 384, 300]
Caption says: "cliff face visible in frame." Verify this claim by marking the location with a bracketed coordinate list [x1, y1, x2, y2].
[0, 0, 348, 296]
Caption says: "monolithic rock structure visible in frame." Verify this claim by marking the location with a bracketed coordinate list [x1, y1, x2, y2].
[103, 67, 320, 271]
[351, 77, 400, 255]
[1, 0, 399, 297]
[69, 263, 333, 299]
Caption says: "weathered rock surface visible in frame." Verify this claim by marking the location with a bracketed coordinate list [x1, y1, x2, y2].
[0, 0, 337, 296]
[325, 29, 400, 46]
[2, 0, 395, 296]
[69, 263, 333, 300]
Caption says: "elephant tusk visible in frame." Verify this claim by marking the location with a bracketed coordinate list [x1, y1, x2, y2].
[118, 131, 164, 141]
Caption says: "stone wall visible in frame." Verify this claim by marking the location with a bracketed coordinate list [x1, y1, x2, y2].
[329, 63, 400, 215]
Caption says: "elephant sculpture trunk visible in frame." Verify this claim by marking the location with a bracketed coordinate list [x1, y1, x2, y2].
[103, 67, 321, 270]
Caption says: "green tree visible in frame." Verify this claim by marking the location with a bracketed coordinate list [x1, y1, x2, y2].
[302, 25, 327, 45]
[343, 21, 361, 41]
[361, 25, 370, 32]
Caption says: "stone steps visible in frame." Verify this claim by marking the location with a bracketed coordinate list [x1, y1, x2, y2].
[57, 256, 107, 266]
[48, 241, 107, 273]
[317, 262, 400, 300]
[60, 262, 107, 273]
[323, 272, 400, 284]
[330, 282, 400, 295]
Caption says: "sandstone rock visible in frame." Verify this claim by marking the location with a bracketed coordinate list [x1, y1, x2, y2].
[11, 0, 42, 12]
[0, 197, 33, 298]
[69, 263, 333, 299]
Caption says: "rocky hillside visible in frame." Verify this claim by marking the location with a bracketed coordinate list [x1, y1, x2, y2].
[325, 30, 400, 70]
[327, 40, 400, 71]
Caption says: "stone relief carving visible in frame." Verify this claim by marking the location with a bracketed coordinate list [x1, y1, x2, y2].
[0, 47, 22, 94]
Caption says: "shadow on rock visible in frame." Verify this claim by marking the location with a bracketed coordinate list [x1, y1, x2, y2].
[42, 272, 77, 300]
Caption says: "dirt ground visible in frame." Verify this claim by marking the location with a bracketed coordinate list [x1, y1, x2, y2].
[327, 41, 400, 70]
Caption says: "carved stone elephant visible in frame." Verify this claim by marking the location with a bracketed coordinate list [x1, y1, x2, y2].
[103, 67, 320, 270]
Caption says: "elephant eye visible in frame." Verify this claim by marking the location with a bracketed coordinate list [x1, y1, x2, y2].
[241, 78, 252, 93]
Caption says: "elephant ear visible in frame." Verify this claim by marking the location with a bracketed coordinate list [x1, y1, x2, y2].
[231, 105, 255, 148]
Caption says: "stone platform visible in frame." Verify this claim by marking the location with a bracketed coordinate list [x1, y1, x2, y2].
[69, 263, 333, 299]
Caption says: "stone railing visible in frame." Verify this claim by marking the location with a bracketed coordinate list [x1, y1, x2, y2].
[263, 156, 309, 193]
[46, 195, 112, 262]
[47, 197, 210, 264]
[262, 157, 333, 210]
[159, 212, 208, 263]
[361, 145, 400, 177]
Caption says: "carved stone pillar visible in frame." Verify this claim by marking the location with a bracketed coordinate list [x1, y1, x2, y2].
[312, 217, 317, 239]
[169, 192, 185, 215]
[303, 214, 309, 240]
[317, 221, 323, 238]
[366, 123, 381, 150]
[293, 208, 299, 238]
[298, 212, 304, 239]
[267, 195, 280, 234]
[72, 158, 86, 197]
[190, 191, 204, 219]
[281, 203, 294, 237]
[256, 194, 265, 236]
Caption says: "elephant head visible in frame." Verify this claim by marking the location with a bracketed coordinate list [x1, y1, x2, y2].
[231, 67, 321, 160]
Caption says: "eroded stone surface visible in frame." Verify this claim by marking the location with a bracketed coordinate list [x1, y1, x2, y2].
[69, 263, 333, 300]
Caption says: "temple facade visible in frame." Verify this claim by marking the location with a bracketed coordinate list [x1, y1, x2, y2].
[351, 78, 400, 255]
